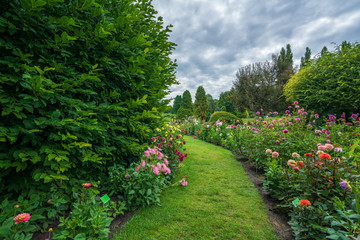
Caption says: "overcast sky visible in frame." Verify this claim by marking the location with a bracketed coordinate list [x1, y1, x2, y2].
[152, 0, 360, 101]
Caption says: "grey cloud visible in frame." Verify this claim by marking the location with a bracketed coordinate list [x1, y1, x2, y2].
[153, 0, 360, 101]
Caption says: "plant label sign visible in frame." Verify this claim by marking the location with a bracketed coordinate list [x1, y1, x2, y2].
[292, 198, 300, 207]
[100, 194, 110, 204]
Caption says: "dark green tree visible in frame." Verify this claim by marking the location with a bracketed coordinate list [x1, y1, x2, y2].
[206, 94, 216, 115]
[194, 86, 208, 120]
[284, 42, 360, 116]
[216, 91, 235, 113]
[230, 61, 278, 112]
[177, 90, 193, 119]
[300, 47, 311, 68]
[321, 46, 328, 56]
[171, 95, 182, 114]
[276, 44, 294, 85]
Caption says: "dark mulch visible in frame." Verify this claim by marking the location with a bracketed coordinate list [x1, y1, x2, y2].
[234, 152, 294, 240]
[108, 210, 134, 239]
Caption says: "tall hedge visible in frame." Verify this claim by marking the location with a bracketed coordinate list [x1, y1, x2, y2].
[0, 0, 177, 198]
[284, 42, 360, 117]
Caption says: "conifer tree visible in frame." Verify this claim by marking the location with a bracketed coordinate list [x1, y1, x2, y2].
[171, 95, 182, 114]
[177, 90, 193, 119]
[207, 94, 216, 115]
[300, 47, 311, 68]
[194, 86, 209, 120]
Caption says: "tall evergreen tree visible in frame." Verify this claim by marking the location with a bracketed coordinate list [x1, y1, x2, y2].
[206, 94, 216, 115]
[300, 47, 311, 68]
[216, 91, 235, 113]
[171, 95, 182, 114]
[276, 44, 294, 85]
[177, 90, 193, 119]
[285, 44, 294, 66]
[194, 86, 209, 120]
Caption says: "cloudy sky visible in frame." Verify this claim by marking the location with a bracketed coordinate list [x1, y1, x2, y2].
[152, 0, 360, 101]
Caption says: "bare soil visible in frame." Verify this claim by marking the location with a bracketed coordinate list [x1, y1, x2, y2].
[234, 152, 294, 240]
[107, 210, 135, 239]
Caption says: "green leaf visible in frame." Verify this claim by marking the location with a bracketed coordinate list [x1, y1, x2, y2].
[147, 188, 152, 196]
[74, 233, 86, 240]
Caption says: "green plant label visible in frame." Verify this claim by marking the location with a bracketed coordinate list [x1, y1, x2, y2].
[292, 198, 300, 207]
[100, 194, 110, 204]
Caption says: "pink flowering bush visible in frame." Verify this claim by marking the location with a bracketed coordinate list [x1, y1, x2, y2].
[108, 121, 187, 209]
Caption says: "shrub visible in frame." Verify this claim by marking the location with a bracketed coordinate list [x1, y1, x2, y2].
[0, 1, 177, 201]
[237, 109, 249, 118]
[209, 111, 239, 123]
[284, 41, 360, 117]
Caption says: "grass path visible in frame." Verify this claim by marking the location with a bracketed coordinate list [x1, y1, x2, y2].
[114, 136, 278, 240]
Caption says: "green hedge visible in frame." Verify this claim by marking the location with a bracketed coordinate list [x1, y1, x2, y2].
[284, 42, 360, 117]
[209, 111, 239, 123]
[0, 0, 177, 199]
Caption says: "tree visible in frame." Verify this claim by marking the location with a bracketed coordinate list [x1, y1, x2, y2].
[216, 91, 235, 113]
[300, 47, 311, 68]
[206, 94, 216, 117]
[194, 86, 208, 120]
[276, 44, 294, 85]
[171, 95, 182, 114]
[177, 90, 193, 119]
[284, 42, 360, 116]
[230, 61, 279, 112]
[321, 46, 328, 56]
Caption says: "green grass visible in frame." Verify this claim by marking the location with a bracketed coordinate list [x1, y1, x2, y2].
[113, 136, 278, 240]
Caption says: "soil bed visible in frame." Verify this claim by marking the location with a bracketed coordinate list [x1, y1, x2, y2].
[234, 152, 294, 240]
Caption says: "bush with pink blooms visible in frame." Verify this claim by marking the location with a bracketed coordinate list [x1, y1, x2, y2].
[108, 121, 188, 209]
[181, 102, 360, 239]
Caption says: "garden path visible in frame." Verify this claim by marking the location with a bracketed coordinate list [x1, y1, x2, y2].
[113, 136, 278, 240]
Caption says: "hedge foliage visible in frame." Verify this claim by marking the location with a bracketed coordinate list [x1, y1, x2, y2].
[284, 42, 360, 117]
[0, 0, 177, 199]
[209, 111, 238, 123]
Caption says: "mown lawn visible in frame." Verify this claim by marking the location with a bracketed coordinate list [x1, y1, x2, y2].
[114, 136, 277, 240]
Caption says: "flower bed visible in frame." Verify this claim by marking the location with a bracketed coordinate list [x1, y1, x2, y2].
[181, 103, 360, 239]
[0, 121, 188, 239]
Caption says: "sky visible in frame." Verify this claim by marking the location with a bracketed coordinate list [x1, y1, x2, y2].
[152, 0, 360, 101]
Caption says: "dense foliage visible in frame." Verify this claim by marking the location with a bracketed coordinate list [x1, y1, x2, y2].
[284, 42, 360, 117]
[0, 1, 179, 237]
[0, 0, 177, 197]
